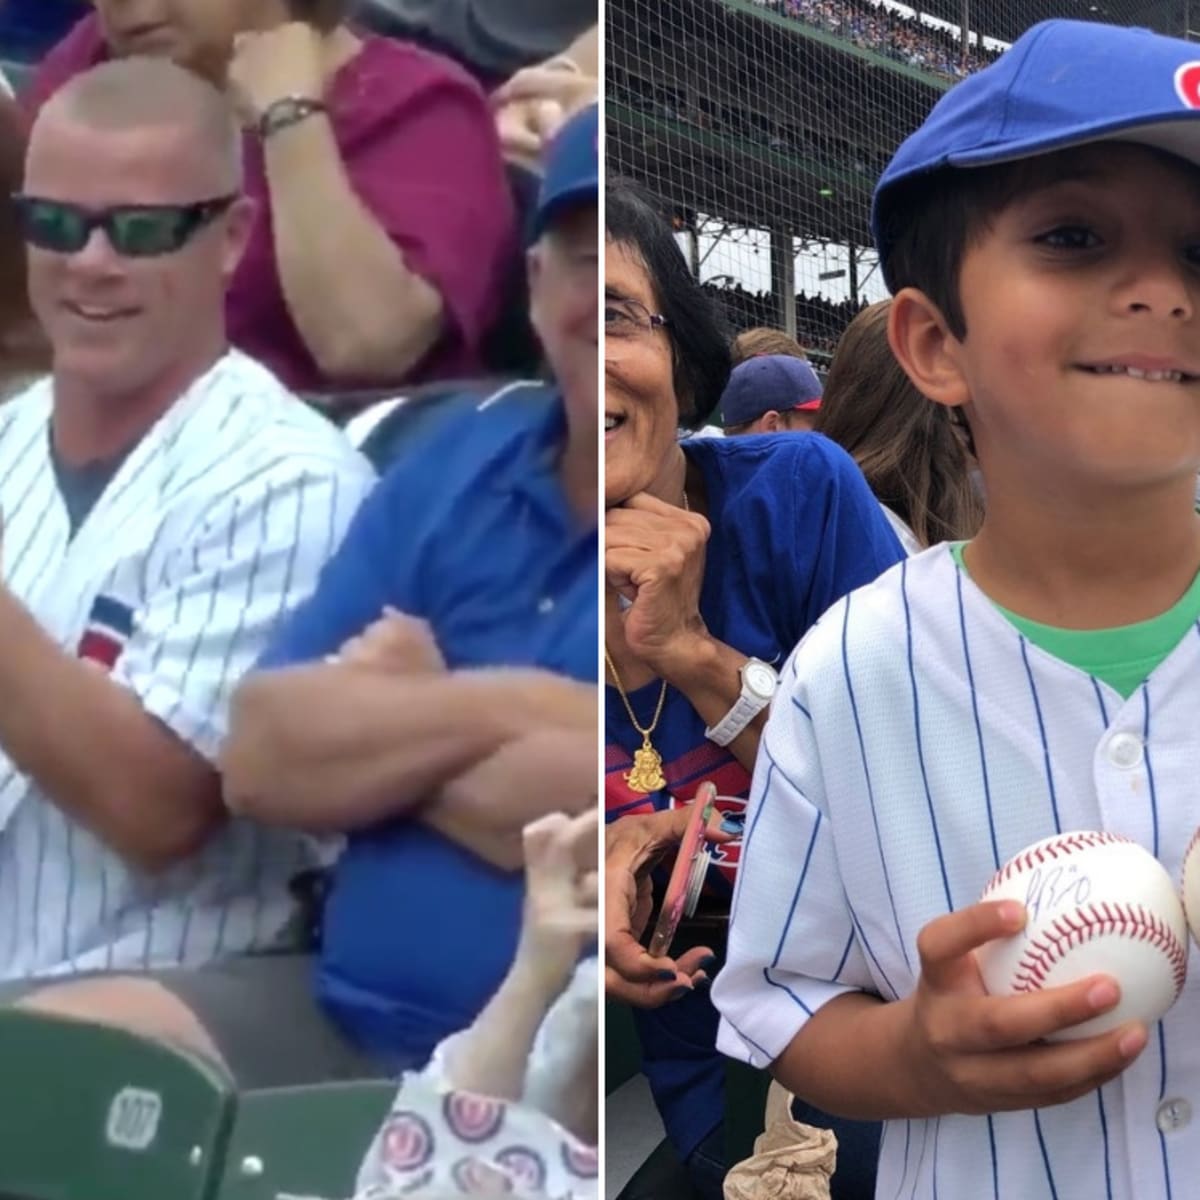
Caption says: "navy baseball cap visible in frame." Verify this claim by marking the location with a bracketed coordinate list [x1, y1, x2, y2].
[873, 19, 1200, 269]
[530, 102, 598, 241]
[720, 355, 823, 428]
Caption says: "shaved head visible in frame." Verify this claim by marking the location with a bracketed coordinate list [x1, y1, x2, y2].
[35, 57, 242, 191]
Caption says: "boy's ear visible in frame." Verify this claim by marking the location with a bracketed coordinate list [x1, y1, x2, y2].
[887, 287, 970, 411]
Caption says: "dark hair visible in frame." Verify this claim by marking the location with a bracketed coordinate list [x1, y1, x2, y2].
[285, 0, 347, 31]
[815, 300, 983, 547]
[605, 176, 731, 429]
[731, 326, 807, 365]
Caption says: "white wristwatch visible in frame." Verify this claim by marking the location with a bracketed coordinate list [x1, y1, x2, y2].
[704, 658, 779, 747]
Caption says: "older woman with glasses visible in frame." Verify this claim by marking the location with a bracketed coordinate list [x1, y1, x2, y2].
[604, 177, 905, 1199]
[23, 0, 515, 398]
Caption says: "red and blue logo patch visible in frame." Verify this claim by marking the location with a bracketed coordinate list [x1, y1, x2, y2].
[1175, 61, 1200, 108]
[77, 595, 134, 671]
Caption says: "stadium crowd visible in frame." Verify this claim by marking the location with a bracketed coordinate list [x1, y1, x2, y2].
[751, 0, 1005, 79]
[0, 0, 599, 1195]
[706, 283, 869, 358]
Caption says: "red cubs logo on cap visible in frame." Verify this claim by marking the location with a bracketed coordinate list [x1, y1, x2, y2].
[443, 1090, 506, 1143]
[451, 1156, 513, 1193]
[380, 1111, 434, 1172]
[494, 1146, 546, 1191]
[562, 1137, 599, 1178]
[1175, 62, 1200, 107]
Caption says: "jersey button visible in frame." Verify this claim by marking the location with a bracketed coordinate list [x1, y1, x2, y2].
[1156, 1098, 1192, 1133]
[1106, 732, 1144, 769]
[537, 596, 555, 614]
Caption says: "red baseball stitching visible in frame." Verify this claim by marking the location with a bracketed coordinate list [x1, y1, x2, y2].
[1010, 902, 1187, 998]
[982, 832, 1132, 895]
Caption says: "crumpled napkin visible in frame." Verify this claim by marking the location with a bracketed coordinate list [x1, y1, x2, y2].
[722, 1081, 838, 1200]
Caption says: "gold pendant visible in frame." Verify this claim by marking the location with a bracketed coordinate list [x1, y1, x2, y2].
[626, 737, 666, 793]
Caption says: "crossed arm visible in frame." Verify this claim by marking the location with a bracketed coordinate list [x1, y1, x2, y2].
[222, 613, 596, 870]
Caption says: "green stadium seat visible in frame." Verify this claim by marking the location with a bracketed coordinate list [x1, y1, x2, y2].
[0, 1010, 394, 1200]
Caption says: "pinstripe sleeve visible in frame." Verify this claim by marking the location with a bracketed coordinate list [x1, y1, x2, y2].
[713, 641, 871, 1068]
[112, 458, 374, 760]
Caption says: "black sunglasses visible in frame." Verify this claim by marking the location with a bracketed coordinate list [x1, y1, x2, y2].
[11, 194, 237, 258]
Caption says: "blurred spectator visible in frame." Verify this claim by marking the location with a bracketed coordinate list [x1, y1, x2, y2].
[0, 90, 48, 394]
[815, 299, 983, 550]
[348, 808, 598, 1195]
[720, 354, 823, 435]
[26, 106, 599, 1090]
[354, 0, 595, 85]
[731, 325, 807, 364]
[0, 60, 371, 995]
[22, 0, 516, 398]
[712, 282, 867, 359]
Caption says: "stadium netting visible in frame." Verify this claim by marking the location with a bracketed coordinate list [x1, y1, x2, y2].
[606, 0, 1187, 363]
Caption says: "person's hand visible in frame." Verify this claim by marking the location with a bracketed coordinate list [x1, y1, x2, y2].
[899, 900, 1148, 1114]
[336, 608, 446, 674]
[492, 60, 596, 169]
[228, 22, 325, 127]
[605, 494, 712, 676]
[515, 810, 599, 993]
[605, 802, 734, 1008]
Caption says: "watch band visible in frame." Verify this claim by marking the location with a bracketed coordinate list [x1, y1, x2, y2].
[704, 659, 778, 747]
[257, 96, 328, 141]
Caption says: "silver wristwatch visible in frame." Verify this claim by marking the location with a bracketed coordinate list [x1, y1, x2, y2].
[704, 657, 779, 747]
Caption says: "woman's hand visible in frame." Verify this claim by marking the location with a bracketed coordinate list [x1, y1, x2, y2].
[605, 493, 713, 676]
[228, 22, 325, 127]
[605, 802, 734, 1007]
[492, 60, 596, 169]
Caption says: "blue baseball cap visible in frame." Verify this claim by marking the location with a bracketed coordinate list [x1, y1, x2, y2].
[873, 19, 1200, 270]
[720, 355, 823, 428]
[530, 102, 598, 241]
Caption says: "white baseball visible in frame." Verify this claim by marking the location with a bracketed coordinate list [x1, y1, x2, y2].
[976, 831, 1188, 1041]
[1181, 826, 1200, 948]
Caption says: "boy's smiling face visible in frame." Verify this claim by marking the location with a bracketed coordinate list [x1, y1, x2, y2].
[938, 142, 1200, 494]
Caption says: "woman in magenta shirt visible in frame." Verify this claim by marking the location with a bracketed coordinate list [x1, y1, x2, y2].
[23, 0, 517, 396]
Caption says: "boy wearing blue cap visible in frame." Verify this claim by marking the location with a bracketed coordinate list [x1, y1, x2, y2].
[714, 21, 1200, 1199]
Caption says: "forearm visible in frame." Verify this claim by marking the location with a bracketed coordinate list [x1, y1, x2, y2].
[421, 728, 597, 870]
[224, 666, 595, 832]
[657, 634, 766, 771]
[437, 956, 568, 1101]
[0, 592, 221, 870]
[773, 992, 932, 1120]
[262, 117, 442, 381]
[558, 25, 598, 75]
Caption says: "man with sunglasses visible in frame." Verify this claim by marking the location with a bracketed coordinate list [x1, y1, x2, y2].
[10, 104, 599, 1094]
[0, 58, 372, 1004]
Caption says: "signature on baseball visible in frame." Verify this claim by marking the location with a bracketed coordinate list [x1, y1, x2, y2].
[1023, 864, 1092, 928]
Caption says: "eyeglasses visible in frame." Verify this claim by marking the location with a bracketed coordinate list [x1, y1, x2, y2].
[605, 296, 669, 340]
[11, 194, 238, 258]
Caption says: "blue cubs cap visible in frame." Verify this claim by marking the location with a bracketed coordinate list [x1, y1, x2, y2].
[873, 19, 1200, 272]
[720, 355, 823, 428]
[530, 103, 598, 241]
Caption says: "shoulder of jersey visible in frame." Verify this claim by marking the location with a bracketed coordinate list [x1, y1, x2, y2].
[796, 546, 922, 670]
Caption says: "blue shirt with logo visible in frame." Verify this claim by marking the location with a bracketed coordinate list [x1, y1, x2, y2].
[258, 384, 597, 1064]
[605, 433, 905, 1161]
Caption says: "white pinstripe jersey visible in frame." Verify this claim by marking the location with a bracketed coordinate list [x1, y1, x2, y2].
[713, 544, 1200, 1200]
[0, 349, 374, 979]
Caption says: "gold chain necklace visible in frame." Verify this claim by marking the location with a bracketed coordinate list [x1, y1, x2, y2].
[605, 647, 668, 792]
[605, 486, 689, 794]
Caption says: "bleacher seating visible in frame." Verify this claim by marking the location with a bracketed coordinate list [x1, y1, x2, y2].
[0, 1008, 395, 1200]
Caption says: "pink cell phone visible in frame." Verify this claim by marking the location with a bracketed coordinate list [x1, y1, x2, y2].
[647, 783, 717, 959]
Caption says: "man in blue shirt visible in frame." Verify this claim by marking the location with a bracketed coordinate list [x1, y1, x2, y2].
[12, 105, 598, 1086]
